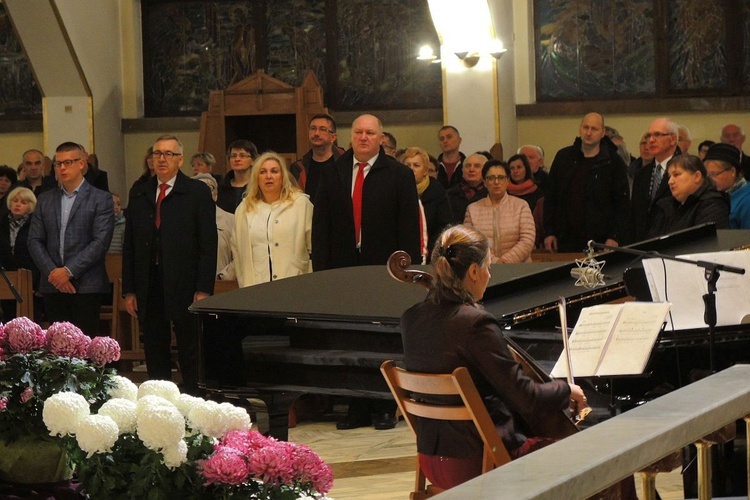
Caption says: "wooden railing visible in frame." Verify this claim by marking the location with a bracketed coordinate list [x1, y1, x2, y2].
[435, 364, 750, 500]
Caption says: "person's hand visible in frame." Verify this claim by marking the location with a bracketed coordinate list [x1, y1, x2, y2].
[544, 235, 558, 251]
[124, 293, 138, 318]
[57, 281, 76, 294]
[194, 292, 210, 302]
[568, 383, 587, 410]
[48, 267, 71, 289]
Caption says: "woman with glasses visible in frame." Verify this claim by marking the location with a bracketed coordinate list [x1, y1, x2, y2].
[650, 154, 729, 237]
[217, 139, 259, 213]
[464, 160, 535, 263]
[702, 144, 750, 229]
[507, 153, 544, 247]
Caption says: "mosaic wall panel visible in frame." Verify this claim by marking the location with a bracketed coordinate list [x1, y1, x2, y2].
[265, 0, 327, 89]
[668, 0, 727, 91]
[144, 1, 258, 116]
[535, 0, 655, 100]
[332, 0, 441, 110]
[0, 4, 42, 119]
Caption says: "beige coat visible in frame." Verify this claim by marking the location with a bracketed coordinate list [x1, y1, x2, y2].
[230, 191, 313, 287]
[464, 195, 535, 263]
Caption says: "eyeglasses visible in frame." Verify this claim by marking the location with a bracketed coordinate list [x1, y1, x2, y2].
[309, 126, 333, 134]
[644, 132, 673, 140]
[229, 153, 253, 159]
[485, 175, 508, 183]
[709, 168, 733, 179]
[151, 151, 182, 159]
[53, 158, 81, 168]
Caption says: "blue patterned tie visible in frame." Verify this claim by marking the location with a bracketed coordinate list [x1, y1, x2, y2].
[650, 164, 663, 201]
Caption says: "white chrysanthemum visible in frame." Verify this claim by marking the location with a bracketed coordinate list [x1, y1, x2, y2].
[98, 398, 138, 435]
[136, 394, 177, 417]
[137, 405, 185, 451]
[137, 380, 180, 403]
[76, 414, 119, 457]
[161, 439, 188, 469]
[43, 392, 90, 437]
[174, 393, 204, 418]
[187, 400, 251, 438]
[108, 375, 138, 402]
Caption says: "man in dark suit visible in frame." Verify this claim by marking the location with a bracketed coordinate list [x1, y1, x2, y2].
[631, 118, 681, 242]
[312, 113, 421, 430]
[122, 134, 217, 395]
[28, 142, 114, 337]
[20, 149, 57, 196]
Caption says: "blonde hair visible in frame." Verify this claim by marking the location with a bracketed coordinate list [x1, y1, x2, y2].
[6, 186, 37, 212]
[242, 151, 299, 211]
[399, 147, 430, 169]
[431, 225, 490, 304]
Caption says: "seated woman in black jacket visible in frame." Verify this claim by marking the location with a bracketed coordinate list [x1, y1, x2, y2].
[0, 187, 40, 320]
[400, 224, 585, 489]
[650, 154, 730, 237]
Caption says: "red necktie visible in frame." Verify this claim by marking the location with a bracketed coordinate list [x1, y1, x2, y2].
[352, 162, 367, 245]
[155, 183, 169, 228]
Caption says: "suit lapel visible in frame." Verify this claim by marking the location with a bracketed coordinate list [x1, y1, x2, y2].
[66, 181, 90, 222]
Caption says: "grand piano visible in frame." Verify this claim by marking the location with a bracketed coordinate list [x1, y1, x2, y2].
[191, 224, 750, 440]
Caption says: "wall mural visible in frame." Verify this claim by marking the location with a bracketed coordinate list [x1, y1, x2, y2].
[143, 0, 441, 116]
[535, 0, 655, 100]
[0, 4, 42, 119]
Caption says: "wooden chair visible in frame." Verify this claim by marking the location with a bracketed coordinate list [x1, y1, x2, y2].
[380, 360, 511, 499]
[0, 269, 34, 320]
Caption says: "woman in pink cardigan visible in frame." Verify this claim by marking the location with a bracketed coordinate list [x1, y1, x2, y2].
[463, 160, 535, 263]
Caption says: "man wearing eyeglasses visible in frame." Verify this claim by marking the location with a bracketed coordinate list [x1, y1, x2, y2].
[543, 112, 630, 252]
[216, 139, 259, 213]
[122, 134, 217, 395]
[28, 142, 114, 337]
[631, 118, 681, 242]
[20, 149, 57, 196]
[290, 114, 345, 205]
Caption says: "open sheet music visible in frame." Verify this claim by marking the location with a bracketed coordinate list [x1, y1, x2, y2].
[642, 250, 750, 331]
[551, 302, 671, 378]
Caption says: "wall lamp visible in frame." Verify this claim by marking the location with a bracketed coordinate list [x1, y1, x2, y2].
[454, 40, 507, 68]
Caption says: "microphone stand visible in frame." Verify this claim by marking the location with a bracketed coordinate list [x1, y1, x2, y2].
[0, 265, 23, 303]
[589, 241, 745, 373]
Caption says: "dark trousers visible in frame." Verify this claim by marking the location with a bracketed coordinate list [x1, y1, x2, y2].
[44, 293, 102, 337]
[142, 264, 200, 395]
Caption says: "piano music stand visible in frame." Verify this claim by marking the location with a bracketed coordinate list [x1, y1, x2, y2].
[590, 241, 745, 373]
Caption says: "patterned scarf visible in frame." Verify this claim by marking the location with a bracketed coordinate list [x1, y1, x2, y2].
[9, 213, 30, 250]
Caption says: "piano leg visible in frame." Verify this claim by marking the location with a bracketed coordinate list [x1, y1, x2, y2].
[254, 391, 304, 441]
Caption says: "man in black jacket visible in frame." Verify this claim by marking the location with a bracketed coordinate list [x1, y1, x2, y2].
[543, 112, 630, 252]
[290, 114, 343, 205]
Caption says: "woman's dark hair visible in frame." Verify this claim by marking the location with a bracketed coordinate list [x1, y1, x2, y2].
[226, 140, 259, 159]
[667, 154, 707, 182]
[0, 165, 18, 185]
[506, 154, 533, 183]
[481, 159, 510, 179]
[431, 225, 490, 304]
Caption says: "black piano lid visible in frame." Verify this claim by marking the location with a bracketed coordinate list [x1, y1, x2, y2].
[189, 225, 750, 326]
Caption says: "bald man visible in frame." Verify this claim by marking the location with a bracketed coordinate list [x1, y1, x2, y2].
[543, 112, 630, 252]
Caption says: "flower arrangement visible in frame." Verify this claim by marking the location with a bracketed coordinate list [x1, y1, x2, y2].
[0, 318, 119, 445]
[45, 379, 335, 499]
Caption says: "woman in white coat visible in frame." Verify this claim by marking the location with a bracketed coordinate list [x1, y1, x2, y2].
[231, 151, 313, 287]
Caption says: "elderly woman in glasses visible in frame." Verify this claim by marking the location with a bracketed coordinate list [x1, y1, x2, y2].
[703, 143, 750, 229]
[463, 160, 535, 263]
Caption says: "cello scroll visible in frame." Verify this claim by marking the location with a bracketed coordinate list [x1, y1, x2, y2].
[387, 251, 434, 289]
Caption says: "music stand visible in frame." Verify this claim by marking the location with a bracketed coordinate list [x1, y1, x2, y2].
[589, 241, 745, 373]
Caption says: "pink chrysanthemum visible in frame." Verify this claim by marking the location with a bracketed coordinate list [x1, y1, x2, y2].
[199, 448, 250, 486]
[5, 317, 45, 354]
[46, 322, 89, 358]
[20, 387, 33, 404]
[220, 429, 270, 454]
[246, 441, 295, 486]
[290, 444, 334, 493]
[0, 396, 7, 411]
[88, 337, 121, 366]
[0, 346, 6, 361]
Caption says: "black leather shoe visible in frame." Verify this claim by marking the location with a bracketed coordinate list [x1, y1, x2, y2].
[372, 412, 397, 430]
[336, 415, 371, 430]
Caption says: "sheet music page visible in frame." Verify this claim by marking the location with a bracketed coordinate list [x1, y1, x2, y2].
[551, 304, 621, 378]
[596, 302, 671, 376]
[644, 251, 750, 330]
